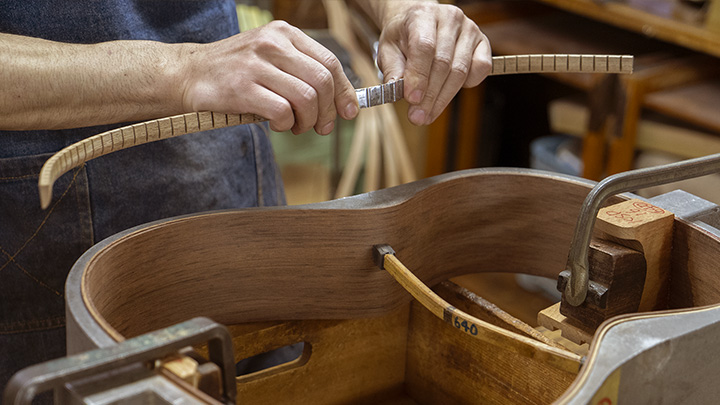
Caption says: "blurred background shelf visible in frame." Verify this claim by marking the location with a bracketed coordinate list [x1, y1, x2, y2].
[263, 0, 720, 205]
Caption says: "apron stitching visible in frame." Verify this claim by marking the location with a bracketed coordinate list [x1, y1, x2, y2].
[10, 259, 64, 298]
[0, 173, 38, 181]
[0, 316, 66, 334]
[0, 166, 83, 274]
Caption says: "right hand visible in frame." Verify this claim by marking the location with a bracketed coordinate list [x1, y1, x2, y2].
[181, 21, 359, 135]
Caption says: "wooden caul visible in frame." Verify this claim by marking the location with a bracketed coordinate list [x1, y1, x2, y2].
[37, 53, 633, 209]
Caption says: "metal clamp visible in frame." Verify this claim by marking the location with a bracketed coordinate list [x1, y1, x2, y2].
[3, 317, 236, 405]
[565, 152, 720, 306]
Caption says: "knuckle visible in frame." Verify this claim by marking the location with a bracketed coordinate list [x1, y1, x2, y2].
[463, 18, 480, 33]
[448, 6, 465, 22]
[297, 84, 318, 105]
[409, 3, 432, 15]
[254, 37, 283, 54]
[433, 53, 453, 70]
[423, 87, 440, 104]
[268, 100, 293, 127]
[313, 68, 334, 91]
[415, 35, 436, 55]
[320, 51, 342, 72]
[266, 20, 291, 31]
[451, 60, 470, 77]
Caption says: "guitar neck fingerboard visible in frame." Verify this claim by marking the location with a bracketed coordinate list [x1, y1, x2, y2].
[491, 54, 633, 75]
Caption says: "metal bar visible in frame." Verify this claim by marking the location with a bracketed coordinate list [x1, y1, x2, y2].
[564, 152, 720, 306]
[3, 317, 236, 405]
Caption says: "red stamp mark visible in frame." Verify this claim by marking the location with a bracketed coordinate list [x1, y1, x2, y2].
[604, 201, 665, 223]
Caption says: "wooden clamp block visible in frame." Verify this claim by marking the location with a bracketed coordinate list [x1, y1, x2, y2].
[541, 199, 674, 342]
[539, 238, 645, 344]
[538, 303, 594, 346]
[594, 198, 674, 311]
[557, 238, 646, 331]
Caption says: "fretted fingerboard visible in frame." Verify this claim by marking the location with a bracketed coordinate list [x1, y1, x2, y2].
[38, 111, 265, 208]
[490, 54, 633, 75]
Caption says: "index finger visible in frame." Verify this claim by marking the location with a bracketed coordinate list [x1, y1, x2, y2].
[464, 33, 492, 88]
[403, 15, 438, 105]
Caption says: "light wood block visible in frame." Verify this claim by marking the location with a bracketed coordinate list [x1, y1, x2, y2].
[132, 122, 148, 145]
[146, 121, 160, 142]
[543, 54, 556, 71]
[122, 127, 135, 146]
[185, 113, 200, 133]
[170, 114, 186, 136]
[595, 199, 674, 311]
[110, 129, 123, 150]
[538, 303, 594, 345]
[157, 117, 172, 139]
[212, 112, 227, 128]
[198, 111, 214, 131]
[91, 136, 103, 159]
[556, 54, 569, 72]
[226, 114, 241, 126]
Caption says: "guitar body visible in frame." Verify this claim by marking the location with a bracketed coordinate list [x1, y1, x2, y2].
[64, 168, 720, 404]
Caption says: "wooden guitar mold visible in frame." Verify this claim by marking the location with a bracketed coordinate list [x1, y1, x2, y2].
[63, 168, 720, 404]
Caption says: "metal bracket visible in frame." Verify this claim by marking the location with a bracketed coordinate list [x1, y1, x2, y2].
[3, 317, 236, 405]
[649, 189, 720, 238]
[564, 153, 720, 306]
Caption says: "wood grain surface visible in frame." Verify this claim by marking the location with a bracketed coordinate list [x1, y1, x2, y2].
[595, 198, 674, 311]
[67, 169, 720, 403]
[74, 170, 720, 338]
[405, 301, 578, 404]
[79, 171, 604, 340]
[558, 238, 646, 330]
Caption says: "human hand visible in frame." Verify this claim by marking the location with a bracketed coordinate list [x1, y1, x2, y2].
[375, 1, 492, 125]
[181, 21, 359, 135]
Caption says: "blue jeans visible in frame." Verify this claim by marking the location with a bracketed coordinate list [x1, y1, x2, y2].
[0, 122, 285, 392]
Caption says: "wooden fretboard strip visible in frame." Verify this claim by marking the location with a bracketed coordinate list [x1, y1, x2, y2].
[490, 54, 633, 75]
[38, 112, 266, 208]
[38, 54, 633, 208]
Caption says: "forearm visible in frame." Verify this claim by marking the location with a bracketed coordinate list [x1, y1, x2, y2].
[0, 33, 186, 130]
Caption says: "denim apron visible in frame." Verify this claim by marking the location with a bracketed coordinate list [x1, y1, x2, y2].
[0, 1, 285, 390]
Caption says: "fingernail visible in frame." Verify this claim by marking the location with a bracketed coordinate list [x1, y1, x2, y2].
[409, 108, 426, 125]
[408, 89, 423, 104]
[320, 121, 334, 135]
[344, 103, 359, 119]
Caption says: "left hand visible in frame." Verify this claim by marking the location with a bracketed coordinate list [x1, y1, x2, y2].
[376, 1, 492, 125]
